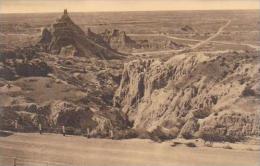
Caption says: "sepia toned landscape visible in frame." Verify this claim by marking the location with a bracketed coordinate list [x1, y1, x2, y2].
[0, 5, 260, 166]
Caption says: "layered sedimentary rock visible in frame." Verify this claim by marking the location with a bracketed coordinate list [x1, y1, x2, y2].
[114, 51, 260, 140]
[0, 10, 127, 136]
[100, 29, 139, 51]
[39, 10, 122, 59]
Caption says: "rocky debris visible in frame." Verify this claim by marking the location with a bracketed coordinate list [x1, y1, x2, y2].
[86, 28, 111, 48]
[132, 39, 188, 50]
[181, 25, 194, 32]
[15, 59, 51, 77]
[179, 117, 199, 139]
[0, 107, 49, 132]
[136, 40, 150, 49]
[0, 21, 125, 136]
[198, 112, 260, 142]
[59, 45, 79, 57]
[0, 45, 126, 137]
[114, 51, 260, 140]
[0, 100, 127, 136]
[38, 10, 122, 59]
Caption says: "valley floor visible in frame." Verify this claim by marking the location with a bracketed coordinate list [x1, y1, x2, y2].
[0, 131, 259, 166]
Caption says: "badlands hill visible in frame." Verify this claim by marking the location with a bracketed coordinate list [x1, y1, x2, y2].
[86, 28, 141, 52]
[114, 51, 260, 141]
[0, 10, 259, 142]
[0, 10, 128, 137]
[39, 9, 122, 59]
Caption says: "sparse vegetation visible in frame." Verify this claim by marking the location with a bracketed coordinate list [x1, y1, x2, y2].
[185, 142, 197, 147]
[223, 144, 232, 149]
[242, 87, 255, 97]
[204, 142, 213, 147]
[246, 148, 254, 151]
[171, 141, 182, 147]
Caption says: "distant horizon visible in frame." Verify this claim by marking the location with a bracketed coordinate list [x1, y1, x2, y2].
[0, 8, 259, 14]
[0, 0, 259, 14]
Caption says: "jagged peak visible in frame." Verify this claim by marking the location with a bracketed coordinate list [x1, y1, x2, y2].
[64, 9, 68, 15]
[56, 9, 73, 24]
[38, 9, 122, 59]
[87, 28, 94, 35]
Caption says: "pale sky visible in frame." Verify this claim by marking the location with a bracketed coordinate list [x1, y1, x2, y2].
[0, 0, 259, 13]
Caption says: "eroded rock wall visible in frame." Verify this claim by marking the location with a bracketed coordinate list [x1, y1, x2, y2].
[114, 51, 260, 140]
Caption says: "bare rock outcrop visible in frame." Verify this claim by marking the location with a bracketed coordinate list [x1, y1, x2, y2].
[114, 51, 260, 140]
[0, 100, 127, 137]
[198, 111, 260, 142]
[59, 45, 78, 57]
[39, 27, 52, 44]
[38, 10, 122, 59]
[100, 29, 139, 51]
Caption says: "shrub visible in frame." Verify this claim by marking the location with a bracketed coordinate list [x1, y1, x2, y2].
[204, 142, 213, 147]
[171, 141, 182, 147]
[74, 129, 82, 135]
[150, 126, 176, 141]
[223, 145, 232, 149]
[65, 126, 77, 135]
[242, 87, 255, 97]
[112, 129, 138, 140]
[246, 148, 253, 151]
[199, 129, 245, 143]
[185, 142, 196, 147]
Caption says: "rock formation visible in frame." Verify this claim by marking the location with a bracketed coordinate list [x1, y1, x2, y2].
[86, 28, 111, 48]
[114, 51, 260, 140]
[100, 29, 139, 51]
[0, 10, 127, 136]
[1, 9, 259, 142]
[39, 10, 122, 59]
[0, 100, 127, 136]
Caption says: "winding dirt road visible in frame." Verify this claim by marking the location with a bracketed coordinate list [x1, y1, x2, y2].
[190, 20, 231, 50]
[130, 20, 260, 56]
[0, 132, 259, 166]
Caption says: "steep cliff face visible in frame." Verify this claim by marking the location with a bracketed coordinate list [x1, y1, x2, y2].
[114, 51, 260, 139]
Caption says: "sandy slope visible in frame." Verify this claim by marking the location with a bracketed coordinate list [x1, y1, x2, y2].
[0, 132, 259, 166]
